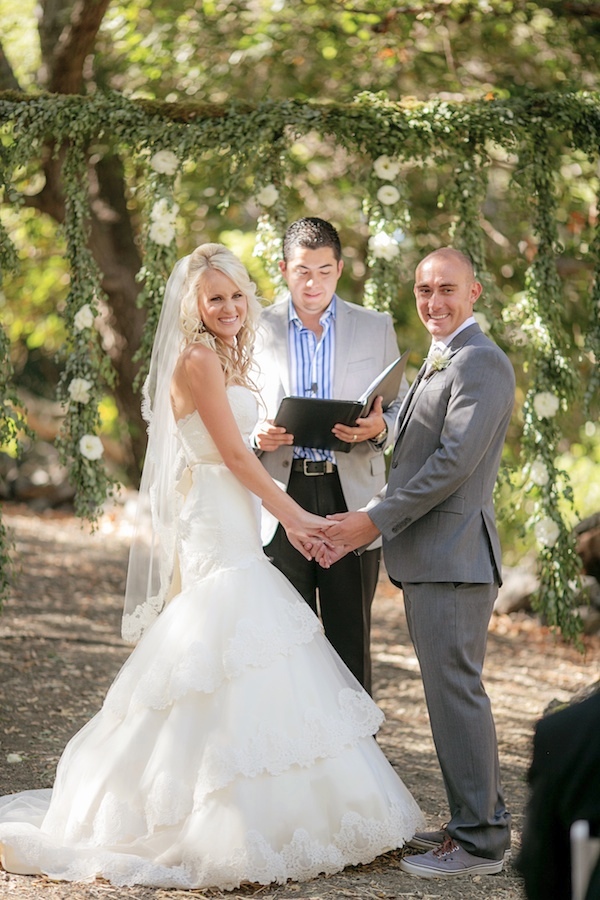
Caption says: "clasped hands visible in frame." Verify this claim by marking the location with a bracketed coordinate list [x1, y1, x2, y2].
[298, 512, 381, 568]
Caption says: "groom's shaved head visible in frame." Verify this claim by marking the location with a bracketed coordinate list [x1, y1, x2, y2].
[416, 248, 476, 280]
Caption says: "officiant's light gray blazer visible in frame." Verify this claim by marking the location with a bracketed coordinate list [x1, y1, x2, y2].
[253, 295, 406, 547]
[368, 323, 515, 583]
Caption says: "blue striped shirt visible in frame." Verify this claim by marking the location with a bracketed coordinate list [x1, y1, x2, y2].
[288, 294, 336, 462]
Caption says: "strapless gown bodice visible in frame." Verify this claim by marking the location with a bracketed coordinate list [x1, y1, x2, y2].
[0, 385, 423, 890]
[177, 384, 258, 466]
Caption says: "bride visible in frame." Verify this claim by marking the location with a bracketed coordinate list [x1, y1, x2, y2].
[0, 243, 423, 889]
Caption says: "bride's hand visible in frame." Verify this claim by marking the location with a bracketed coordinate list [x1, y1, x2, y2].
[283, 511, 334, 561]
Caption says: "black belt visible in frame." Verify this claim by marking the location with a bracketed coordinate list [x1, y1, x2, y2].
[291, 459, 337, 476]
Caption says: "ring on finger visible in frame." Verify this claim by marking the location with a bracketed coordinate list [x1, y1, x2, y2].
[353, 434, 357, 441]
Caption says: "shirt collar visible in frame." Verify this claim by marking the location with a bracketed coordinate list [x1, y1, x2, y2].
[431, 316, 476, 349]
[288, 293, 337, 329]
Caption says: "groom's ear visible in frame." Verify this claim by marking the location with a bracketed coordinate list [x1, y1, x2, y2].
[470, 281, 483, 303]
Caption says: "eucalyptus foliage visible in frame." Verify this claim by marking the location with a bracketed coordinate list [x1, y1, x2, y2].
[1, 88, 599, 639]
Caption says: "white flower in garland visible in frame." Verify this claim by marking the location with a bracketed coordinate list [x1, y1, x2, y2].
[79, 434, 104, 461]
[68, 377, 92, 404]
[255, 184, 279, 207]
[529, 458, 550, 487]
[150, 150, 179, 176]
[368, 231, 400, 261]
[533, 390, 560, 419]
[376, 185, 400, 206]
[534, 516, 560, 548]
[149, 218, 176, 247]
[151, 198, 179, 221]
[73, 304, 95, 332]
[373, 155, 401, 180]
[149, 199, 179, 246]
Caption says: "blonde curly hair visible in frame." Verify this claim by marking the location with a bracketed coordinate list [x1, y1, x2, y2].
[179, 243, 262, 389]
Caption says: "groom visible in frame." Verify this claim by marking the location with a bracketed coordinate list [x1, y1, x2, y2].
[322, 247, 514, 877]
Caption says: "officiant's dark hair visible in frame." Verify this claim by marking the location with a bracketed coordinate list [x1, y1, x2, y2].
[282, 217, 342, 262]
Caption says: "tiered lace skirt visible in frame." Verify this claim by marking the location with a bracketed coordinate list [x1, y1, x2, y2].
[0, 463, 423, 889]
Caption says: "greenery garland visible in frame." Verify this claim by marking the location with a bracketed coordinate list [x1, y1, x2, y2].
[53, 139, 118, 521]
[1, 88, 599, 639]
[133, 149, 180, 387]
[505, 126, 584, 642]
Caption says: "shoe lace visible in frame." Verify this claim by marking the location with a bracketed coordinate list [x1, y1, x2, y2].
[433, 837, 460, 858]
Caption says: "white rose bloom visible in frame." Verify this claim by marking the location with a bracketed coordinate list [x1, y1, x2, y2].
[151, 198, 179, 221]
[376, 185, 400, 205]
[79, 434, 104, 461]
[368, 231, 400, 261]
[68, 377, 92, 404]
[149, 219, 176, 246]
[533, 391, 560, 419]
[373, 155, 401, 180]
[534, 516, 560, 548]
[151, 198, 169, 219]
[150, 150, 179, 176]
[73, 304, 95, 331]
[255, 184, 279, 207]
[529, 459, 550, 487]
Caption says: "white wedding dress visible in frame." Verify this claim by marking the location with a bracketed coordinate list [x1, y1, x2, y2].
[0, 386, 423, 890]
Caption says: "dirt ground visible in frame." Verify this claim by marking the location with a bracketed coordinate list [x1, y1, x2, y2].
[0, 501, 598, 900]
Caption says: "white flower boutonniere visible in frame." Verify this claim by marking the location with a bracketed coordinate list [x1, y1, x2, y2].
[425, 344, 452, 377]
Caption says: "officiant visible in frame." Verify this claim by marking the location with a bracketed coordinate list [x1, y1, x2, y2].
[253, 217, 407, 692]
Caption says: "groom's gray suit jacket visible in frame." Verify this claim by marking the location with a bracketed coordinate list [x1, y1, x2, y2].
[368, 323, 515, 584]
[253, 295, 406, 547]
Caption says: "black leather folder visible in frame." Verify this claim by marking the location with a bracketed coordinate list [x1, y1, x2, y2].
[273, 350, 409, 453]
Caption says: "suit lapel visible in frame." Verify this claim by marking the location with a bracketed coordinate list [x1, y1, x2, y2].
[269, 299, 293, 396]
[393, 323, 482, 443]
[393, 361, 428, 438]
[332, 298, 356, 395]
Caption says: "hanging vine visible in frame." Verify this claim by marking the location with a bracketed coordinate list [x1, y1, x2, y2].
[362, 153, 410, 313]
[504, 126, 584, 641]
[133, 149, 181, 387]
[52, 140, 118, 522]
[584, 189, 600, 416]
[249, 144, 290, 292]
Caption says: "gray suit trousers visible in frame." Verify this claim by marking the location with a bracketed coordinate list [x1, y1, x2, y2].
[401, 580, 511, 860]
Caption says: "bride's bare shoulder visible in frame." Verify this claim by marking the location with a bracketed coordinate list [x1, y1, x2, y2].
[176, 343, 221, 378]
[171, 344, 224, 418]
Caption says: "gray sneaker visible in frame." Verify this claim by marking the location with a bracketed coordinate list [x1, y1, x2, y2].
[406, 828, 448, 850]
[400, 838, 504, 878]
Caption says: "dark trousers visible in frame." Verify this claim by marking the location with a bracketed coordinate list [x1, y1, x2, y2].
[265, 468, 380, 693]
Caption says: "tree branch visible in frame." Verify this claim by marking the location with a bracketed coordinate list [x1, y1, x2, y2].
[45, 0, 112, 94]
[0, 41, 22, 93]
[561, 1, 600, 18]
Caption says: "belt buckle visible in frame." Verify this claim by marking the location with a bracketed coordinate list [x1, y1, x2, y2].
[302, 459, 320, 476]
